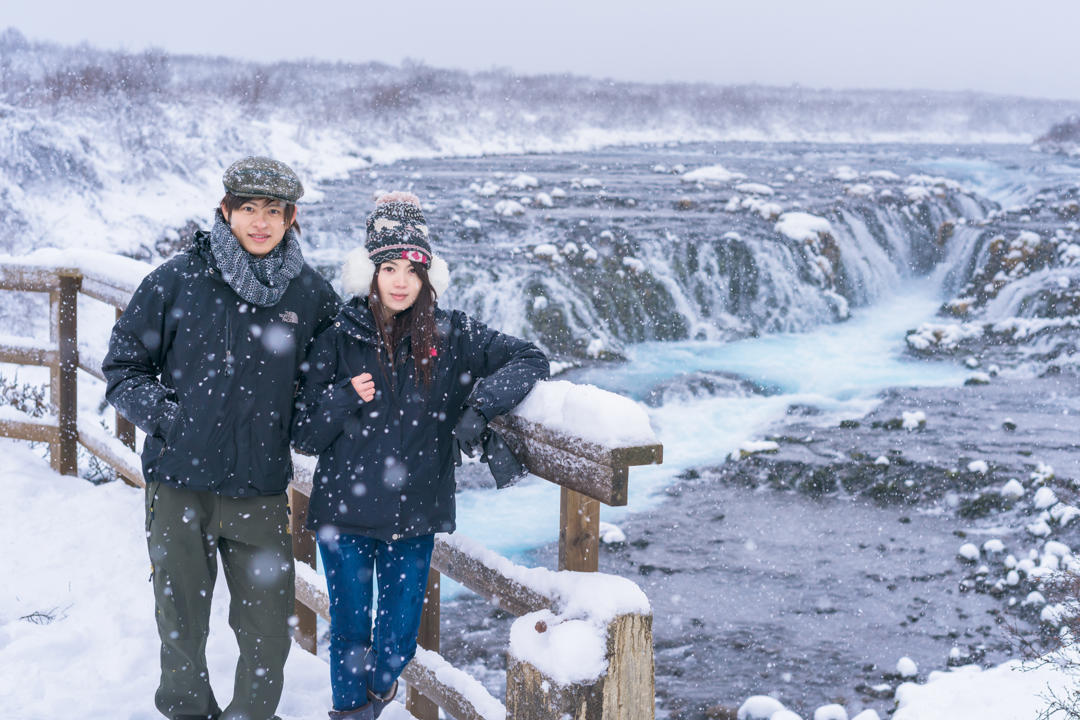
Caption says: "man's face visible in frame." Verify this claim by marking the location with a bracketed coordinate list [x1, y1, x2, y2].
[223, 198, 291, 256]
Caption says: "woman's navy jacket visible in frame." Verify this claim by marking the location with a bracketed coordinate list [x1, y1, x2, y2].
[291, 297, 549, 541]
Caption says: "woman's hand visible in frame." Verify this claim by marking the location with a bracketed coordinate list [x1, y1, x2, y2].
[350, 373, 376, 403]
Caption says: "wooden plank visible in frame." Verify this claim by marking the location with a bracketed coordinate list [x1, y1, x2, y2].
[294, 564, 330, 622]
[0, 265, 61, 293]
[407, 569, 442, 720]
[78, 344, 105, 382]
[80, 276, 131, 311]
[494, 419, 630, 506]
[76, 416, 143, 487]
[0, 416, 59, 444]
[402, 648, 506, 720]
[289, 486, 318, 653]
[559, 487, 600, 572]
[0, 336, 57, 367]
[56, 276, 79, 476]
[492, 413, 663, 469]
[430, 537, 551, 617]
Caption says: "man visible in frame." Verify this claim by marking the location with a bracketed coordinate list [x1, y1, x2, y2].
[103, 157, 339, 720]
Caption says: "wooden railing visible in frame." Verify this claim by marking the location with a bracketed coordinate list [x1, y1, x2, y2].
[0, 256, 664, 720]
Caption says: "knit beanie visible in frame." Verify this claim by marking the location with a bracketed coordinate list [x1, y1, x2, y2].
[342, 192, 450, 298]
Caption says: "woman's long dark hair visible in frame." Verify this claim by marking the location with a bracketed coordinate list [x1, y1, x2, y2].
[368, 261, 439, 389]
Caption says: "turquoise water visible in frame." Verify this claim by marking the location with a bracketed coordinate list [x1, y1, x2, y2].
[450, 281, 970, 580]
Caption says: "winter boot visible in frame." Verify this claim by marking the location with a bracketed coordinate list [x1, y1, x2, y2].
[328, 704, 374, 720]
[367, 681, 398, 719]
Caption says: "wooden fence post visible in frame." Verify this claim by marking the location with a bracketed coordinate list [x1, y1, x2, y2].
[55, 274, 80, 476]
[559, 487, 600, 572]
[114, 307, 136, 450]
[407, 568, 441, 720]
[288, 486, 318, 653]
[505, 613, 655, 720]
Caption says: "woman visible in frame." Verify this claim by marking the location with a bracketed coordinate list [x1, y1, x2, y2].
[292, 192, 548, 720]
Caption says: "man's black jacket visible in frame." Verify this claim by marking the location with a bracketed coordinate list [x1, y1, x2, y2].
[102, 233, 339, 496]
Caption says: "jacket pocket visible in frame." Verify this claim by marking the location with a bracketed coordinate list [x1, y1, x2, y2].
[249, 414, 292, 492]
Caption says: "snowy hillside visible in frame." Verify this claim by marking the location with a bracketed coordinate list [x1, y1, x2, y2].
[4, 26, 1080, 258]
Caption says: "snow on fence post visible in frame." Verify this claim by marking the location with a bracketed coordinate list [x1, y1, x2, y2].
[504, 571, 655, 720]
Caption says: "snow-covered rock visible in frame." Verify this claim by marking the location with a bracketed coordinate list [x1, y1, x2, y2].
[682, 164, 745, 184]
[813, 704, 848, 720]
[957, 544, 980, 562]
[896, 656, 918, 678]
[901, 411, 926, 431]
[738, 695, 786, 720]
[1033, 486, 1058, 510]
[494, 199, 526, 217]
[509, 173, 539, 189]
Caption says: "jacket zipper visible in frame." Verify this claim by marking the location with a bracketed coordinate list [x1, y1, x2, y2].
[224, 308, 235, 377]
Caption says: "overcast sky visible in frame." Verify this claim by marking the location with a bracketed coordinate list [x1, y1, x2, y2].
[8, 0, 1080, 101]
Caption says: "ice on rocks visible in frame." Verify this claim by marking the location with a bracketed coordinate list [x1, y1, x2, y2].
[851, 711, 881, 720]
[966, 460, 989, 474]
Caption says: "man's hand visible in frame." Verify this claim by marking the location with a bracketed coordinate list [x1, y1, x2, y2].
[350, 373, 375, 403]
[454, 406, 487, 457]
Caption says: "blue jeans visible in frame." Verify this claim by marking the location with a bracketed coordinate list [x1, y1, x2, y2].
[317, 531, 435, 711]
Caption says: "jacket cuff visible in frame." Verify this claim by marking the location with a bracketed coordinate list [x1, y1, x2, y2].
[323, 377, 366, 414]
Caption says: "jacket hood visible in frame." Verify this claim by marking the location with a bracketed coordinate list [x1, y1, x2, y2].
[341, 247, 449, 300]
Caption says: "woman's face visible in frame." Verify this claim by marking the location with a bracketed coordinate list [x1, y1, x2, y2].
[376, 258, 423, 316]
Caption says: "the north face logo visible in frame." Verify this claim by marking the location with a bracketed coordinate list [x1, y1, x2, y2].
[279, 310, 299, 324]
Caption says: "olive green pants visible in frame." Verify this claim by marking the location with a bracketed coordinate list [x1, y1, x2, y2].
[145, 482, 294, 720]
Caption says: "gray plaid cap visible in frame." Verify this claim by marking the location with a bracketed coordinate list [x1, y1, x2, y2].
[222, 156, 304, 203]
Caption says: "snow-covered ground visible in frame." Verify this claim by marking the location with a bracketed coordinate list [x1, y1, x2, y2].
[0, 440, 415, 720]
[2, 436, 1077, 720]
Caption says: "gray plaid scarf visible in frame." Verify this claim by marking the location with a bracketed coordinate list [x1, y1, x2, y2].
[210, 210, 304, 307]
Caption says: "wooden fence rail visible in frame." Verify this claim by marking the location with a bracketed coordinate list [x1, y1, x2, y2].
[0, 258, 663, 720]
